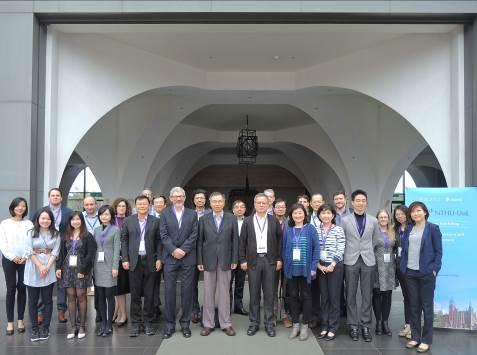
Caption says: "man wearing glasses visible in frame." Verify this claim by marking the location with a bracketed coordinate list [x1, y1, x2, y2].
[160, 187, 198, 339]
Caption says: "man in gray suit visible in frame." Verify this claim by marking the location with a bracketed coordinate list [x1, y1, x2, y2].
[197, 192, 239, 336]
[342, 189, 379, 342]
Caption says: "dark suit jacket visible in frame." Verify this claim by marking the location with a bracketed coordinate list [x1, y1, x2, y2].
[197, 211, 239, 272]
[400, 222, 443, 275]
[32, 205, 72, 234]
[56, 232, 97, 275]
[120, 214, 162, 272]
[160, 207, 198, 266]
[239, 214, 283, 268]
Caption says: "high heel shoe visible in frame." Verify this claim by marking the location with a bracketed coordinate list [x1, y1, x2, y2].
[6, 328, 14, 336]
[116, 318, 128, 327]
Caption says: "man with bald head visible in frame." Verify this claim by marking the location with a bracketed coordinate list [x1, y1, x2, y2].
[83, 196, 99, 234]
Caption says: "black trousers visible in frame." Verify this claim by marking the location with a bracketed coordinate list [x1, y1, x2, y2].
[230, 267, 246, 310]
[318, 262, 344, 332]
[311, 276, 321, 321]
[129, 256, 156, 324]
[153, 270, 162, 309]
[247, 256, 275, 327]
[96, 286, 116, 329]
[2, 257, 26, 322]
[406, 269, 436, 344]
[28, 284, 54, 331]
[163, 262, 195, 330]
[396, 267, 411, 324]
[372, 289, 392, 321]
[192, 268, 201, 315]
[287, 276, 312, 324]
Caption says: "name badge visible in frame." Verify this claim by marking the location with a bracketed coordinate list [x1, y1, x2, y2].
[69, 255, 78, 267]
[97, 251, 105, 262]
[398, 247, 402, 257]
[293, 248, 301, 261]
[383, 253, 391, 263]
[139, 240, 146, 253]
[320, 250, 328, 260]
[256, 236, 267, 253]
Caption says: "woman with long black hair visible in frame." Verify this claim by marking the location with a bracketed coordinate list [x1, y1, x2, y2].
[24, 208, 61, 342]
[393, 205, 411, 339]
[56, 212, 97, 339]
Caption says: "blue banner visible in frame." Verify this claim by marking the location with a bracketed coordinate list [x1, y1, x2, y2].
[406, 187, 477, 330]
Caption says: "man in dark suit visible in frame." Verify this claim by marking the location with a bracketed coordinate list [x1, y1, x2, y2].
[32, 187, 72, 323]
[239, 193, 283, 337]
[121, 195, 162, 337]
[230, 200, 248, 315]
[197, 192, 238, 336]
[160, 187, 198, 339]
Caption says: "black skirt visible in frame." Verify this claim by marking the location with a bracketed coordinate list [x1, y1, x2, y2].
[116, 260, 130, 295]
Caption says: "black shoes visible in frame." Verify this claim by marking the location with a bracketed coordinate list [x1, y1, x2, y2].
[265, 326, 276, 337]
[162, 329, 175, 339]
[30, 329, 40, 342]
[181, 327, 192, 338]
[382, 321, 392, 336]
[145, 323, 155, 336]
[39, 327, 49, 340]
[191, 313, 200, 324]
[362, 327, 372, 342]
[375, 320, 383, 335]
[247, 325, 259, 336]
[325, 332, 337, 341]
[234, 307, 248, 316]
[309, 319, 320, 329]
[129, 324, 140, 337]
[102, 328, 113, 337]
[349, 327, 359, 341]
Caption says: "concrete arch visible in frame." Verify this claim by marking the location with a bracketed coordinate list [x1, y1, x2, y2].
[49, 28, 462, 197]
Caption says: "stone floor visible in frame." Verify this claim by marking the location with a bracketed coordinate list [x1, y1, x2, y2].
[0, 278, 476, 355]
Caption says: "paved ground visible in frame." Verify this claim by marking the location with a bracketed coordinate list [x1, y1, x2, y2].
[0, 274, 475, 355]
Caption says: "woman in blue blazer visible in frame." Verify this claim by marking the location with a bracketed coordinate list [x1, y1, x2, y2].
[282, 203, 320, 341]
[400, 201, 442, 353]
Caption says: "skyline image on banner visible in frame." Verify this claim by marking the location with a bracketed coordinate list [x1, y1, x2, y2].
[406, 187, 477, 331]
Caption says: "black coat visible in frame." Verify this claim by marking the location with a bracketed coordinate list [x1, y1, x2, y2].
[160, 207, 198, 266]
[121, 214, 162, 272]
[56, 233, 97, 275]
[239, 214, 283, 268]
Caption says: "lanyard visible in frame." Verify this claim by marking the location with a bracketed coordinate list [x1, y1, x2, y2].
[320, 223, 333, 245]
[85, 215, 98, 231]
[293, 226, 303, 244]
[138, 219, 147, 240]
[115, 216, 124, 230]
[99, 225, 112, 248]
[255, 215, 268, 238]
[381, 231, 390, 248]
[70, 238, 78, 253]
[354, 214, 366, 236]
[398, 228, 405, 242]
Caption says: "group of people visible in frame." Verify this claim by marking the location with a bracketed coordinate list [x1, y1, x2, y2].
[0, 186, 442, 353]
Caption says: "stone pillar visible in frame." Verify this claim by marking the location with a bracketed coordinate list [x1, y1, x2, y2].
[0, 9, 45, 219]
[465, 19, 477, 186]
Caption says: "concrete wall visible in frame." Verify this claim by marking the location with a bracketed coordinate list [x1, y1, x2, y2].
[39, 27, 465, 212]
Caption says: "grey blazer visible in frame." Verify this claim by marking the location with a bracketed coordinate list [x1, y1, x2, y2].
[197, 211, 239, 272]
[342, 213, 379, 267]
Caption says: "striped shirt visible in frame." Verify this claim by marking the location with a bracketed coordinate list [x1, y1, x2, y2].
[291, 227, 308, 276]
[315, 223, 346, 263]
